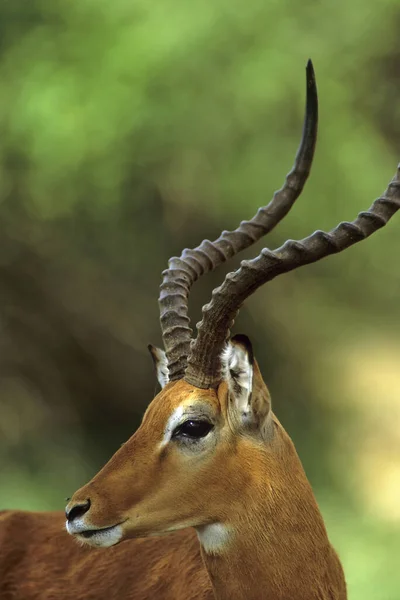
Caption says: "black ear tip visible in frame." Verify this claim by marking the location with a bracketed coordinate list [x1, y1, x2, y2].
[231, 334, 254, 364]
[148, 344, 157, 360]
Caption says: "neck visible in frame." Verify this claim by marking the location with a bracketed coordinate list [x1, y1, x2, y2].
[197, 420, 346, 600]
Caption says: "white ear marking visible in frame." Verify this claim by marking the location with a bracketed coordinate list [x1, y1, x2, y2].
[222, 336, 254, 423]
[148, 345, 169, 389]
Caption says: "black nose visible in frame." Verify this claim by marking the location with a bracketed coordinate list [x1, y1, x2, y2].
[66, 499, 91, 522]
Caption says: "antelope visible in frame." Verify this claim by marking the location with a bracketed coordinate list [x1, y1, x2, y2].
[1, 61, 399, 600]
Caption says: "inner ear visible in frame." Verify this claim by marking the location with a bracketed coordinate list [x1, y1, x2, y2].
[222, 334, 271, 437]
[222, 334, 254, 421]
[148, 344, 169, 389]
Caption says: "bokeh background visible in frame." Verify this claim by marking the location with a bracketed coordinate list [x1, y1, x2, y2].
[0, 1, 399, 597]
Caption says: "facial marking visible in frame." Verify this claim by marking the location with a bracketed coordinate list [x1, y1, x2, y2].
[65, 517, 88, 535]
[66, 519, 123, 548]
[159, 405, 185, 448]
[158, 399, 217, 449]
[196, 523, 232, 555]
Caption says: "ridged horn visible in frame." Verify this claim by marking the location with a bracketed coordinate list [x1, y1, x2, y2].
[159, 60, 318, 381]
[185, 166, 400, 388]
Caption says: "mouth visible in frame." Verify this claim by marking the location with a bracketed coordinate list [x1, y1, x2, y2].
[79, 524, 118, 539]
[67, 521, 125, 548]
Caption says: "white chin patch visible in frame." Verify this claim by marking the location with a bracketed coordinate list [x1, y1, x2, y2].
[66, 521, 123, 548]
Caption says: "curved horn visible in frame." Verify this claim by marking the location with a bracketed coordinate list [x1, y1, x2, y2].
[185, 166, 400, 388]
[159, 60, 318, 381]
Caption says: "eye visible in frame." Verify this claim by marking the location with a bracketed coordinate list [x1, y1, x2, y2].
[172, 420, 213, 440]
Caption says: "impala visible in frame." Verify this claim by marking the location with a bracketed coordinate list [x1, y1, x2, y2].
[1, 61, 399, 600]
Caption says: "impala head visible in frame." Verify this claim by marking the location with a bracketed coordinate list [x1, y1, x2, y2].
[66, 335, 274, 549]
[66, 60, 400, 550]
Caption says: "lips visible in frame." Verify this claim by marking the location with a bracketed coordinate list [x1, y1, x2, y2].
[66, 521, 125, 548]
[79, 524, 118, 539]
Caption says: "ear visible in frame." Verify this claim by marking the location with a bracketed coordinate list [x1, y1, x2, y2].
[148, 344, 169, 389]
[222, 334, 272, 439]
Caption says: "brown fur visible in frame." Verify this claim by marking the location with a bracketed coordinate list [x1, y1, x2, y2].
[0, 511, 212, 599]
[0, 365, 347, 599]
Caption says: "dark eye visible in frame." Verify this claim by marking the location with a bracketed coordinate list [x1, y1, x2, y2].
[172, 420, 213, 440]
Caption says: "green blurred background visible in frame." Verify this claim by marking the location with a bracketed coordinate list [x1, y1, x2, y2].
[0, 1, 399, 597]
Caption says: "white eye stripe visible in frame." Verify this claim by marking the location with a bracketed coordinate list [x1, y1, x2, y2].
[159, 404, 215, 448]
[159, 405, 185, 448]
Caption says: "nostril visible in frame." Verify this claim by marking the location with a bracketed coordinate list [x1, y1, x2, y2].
[66, 499, 91, 522]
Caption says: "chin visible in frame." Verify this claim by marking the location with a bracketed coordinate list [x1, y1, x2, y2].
[67, 522, 124, 548]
